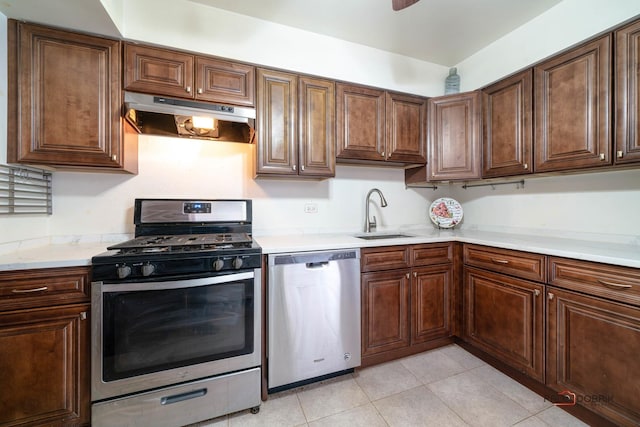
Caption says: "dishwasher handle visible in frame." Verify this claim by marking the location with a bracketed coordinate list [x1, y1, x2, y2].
[305, 261, 329, 269]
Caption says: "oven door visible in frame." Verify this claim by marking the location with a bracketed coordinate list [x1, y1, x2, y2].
[91, 270, 260, 401]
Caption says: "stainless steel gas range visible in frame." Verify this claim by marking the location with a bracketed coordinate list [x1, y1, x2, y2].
[90, 199, 262, 427]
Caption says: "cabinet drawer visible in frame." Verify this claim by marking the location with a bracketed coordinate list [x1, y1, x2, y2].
[411, 243, 452, 266]
[361, 246, 410, 272]
[549, 257, 640, 307]
[464, 244, 546, 282]
[0, 267, 90, 311]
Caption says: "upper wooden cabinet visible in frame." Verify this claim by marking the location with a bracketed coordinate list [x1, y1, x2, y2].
[124, 43, 255, 107]
[336, 83, 426, 165]
[615, 19, 640, 164]
[427, 91, 482, 181]
[534, 35, 612, 172]
[7, 20, 137, 173]
[255, 68, 335, 178]
[482, 70, 533, 178]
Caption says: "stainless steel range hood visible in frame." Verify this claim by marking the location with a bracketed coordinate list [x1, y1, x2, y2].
[124, 92, 256, 143]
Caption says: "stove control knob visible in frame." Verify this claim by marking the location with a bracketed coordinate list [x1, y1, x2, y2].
[232, 257, 243, 269]
[213, 259, 225, 271]
[141, 263, 155, 277]
[117, 265, 132, 279]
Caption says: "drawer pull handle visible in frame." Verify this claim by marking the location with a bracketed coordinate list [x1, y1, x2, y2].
[491, 258, 510, 264]
[598, 280, 632, 290]
[12, 286, 48, 293]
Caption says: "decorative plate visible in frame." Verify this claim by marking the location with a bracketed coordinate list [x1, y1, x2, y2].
[429, 197, 463, 228]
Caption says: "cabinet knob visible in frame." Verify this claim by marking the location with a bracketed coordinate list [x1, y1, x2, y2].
[197, 88, 203, 94]
[406, 273, 410, 279]
[413, 272, 417, 278]
[534, 289, 540, 297]
[548, 292, 554, 300]
[617, 150, 623, 158]
[381, 151, 385, 157]
[186, 86, 192, 93]
[112, 154, 117, 161]
[80, 312, 87, 320]
[599, 153, 605, 160]
[292, 165, 297, 171]
[523, 163, 528, 170]
[301, 165, 305, 171]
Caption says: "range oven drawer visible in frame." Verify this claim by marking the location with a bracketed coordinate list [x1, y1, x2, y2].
[92, 367, 261, 427]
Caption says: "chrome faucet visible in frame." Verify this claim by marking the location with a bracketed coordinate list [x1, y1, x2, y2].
[364, 188, 388, 233]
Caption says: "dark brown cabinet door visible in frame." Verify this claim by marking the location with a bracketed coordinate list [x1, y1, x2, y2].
[7, 21, 133, 171]
[124, 43, 195, 99]
[615, 19, 640, 164]
[547, 288, 640, 427]
[463, 267, 544, 381]
[336, 83, 386, 161]
[412, 264, 451, 344]
[386, 92, 427, 163]
[0, 304, 90, 427]
[361, 269, 411, 356]
[298, 76, 335, 177]
[428, 91, 482, 181]
[124, 44, 256, 107]
[534, 35, 612, 172]
[195, 57, 255, 106]
[482, 70, 533, 177]
[256, 68, 298, 176]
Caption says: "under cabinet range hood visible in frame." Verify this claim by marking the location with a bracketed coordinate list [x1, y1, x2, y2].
[124, 92, 256, 143]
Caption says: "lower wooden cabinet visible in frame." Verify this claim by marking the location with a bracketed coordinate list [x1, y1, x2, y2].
[0, 304, 90, 427]
[0, 267, 90, 427]
[360, 244, 453, 365]
[463, 266, 545, 382]
[547, 287, 640, 427]
[361, 269, 411, 356]
[412, 265, 452, 344]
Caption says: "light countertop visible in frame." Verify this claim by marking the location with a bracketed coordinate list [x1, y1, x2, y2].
[0, 229, 638, 271]
[255, 229, 640, 269]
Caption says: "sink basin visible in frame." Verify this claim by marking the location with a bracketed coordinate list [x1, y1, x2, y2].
[355, 233, 413, 240]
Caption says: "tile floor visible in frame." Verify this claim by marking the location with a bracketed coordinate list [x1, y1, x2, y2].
[189, 344, 589, 427]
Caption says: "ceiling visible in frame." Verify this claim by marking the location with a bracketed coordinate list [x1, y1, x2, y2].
[188, 0, 564, 66]
[0, 0, 564, 67]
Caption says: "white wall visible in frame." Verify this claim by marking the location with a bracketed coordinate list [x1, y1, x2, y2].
[1, 0, 640, 248]
[458, 0, 640, 90]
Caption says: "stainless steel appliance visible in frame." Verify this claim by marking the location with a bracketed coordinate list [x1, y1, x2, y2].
[267, 249, 361, 392]
[90, 199, 262, 427]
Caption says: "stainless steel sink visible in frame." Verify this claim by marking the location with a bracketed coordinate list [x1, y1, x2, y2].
[355, 233, 413, 240]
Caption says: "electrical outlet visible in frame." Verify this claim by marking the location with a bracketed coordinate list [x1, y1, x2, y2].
[304, 203, 318, 214]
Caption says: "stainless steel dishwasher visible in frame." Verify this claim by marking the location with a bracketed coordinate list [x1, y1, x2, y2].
[267, 249, 361, 392]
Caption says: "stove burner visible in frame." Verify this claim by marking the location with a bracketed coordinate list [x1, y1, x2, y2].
[106, 232, 253, 254]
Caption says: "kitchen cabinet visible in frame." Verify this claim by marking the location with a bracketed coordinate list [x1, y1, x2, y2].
[406, 91, 481, 184]
[124, 43, 255, 107]
[547, 258, 640, 427]
[534, 35, 612, 172]
[0, 267, 91, 427]
[428, 91, 482, 181]
[615, 18, 640, 164]
[255, 68, 335, 178]
[336, 83, 427, 165]
[462, 245, 545, 382]
[482, 70, 533, 178]
[7, 20, 137, 173]
[360, 243, 453, 366]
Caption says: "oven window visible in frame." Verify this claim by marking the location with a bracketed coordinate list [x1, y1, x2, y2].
[102, 280, 253, 381]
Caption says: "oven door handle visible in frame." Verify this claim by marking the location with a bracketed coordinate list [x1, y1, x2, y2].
[98, 271, 254, 292]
